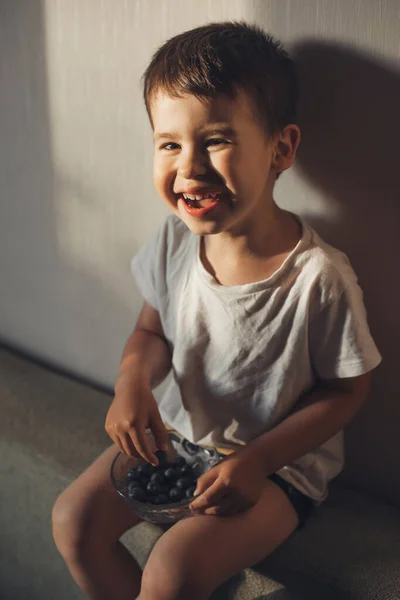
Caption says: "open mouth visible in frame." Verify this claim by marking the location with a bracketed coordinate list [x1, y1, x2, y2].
[181, 192, 223, 208]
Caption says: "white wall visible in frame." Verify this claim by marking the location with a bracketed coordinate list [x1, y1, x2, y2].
[0, 0, 258, 388]
[1, 1, 400, 499]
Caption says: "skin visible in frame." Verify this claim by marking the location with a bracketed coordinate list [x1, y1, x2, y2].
[52, 88, 372, 600]
[151, 89, 302, 286]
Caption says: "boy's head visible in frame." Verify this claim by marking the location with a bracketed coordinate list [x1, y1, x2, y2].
[142, 21, 298, 144]
[142, 22, 300, 237]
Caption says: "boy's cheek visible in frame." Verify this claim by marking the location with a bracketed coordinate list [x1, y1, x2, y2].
[153, 156, 168, 180]
[153, 173, 172, 202]
[153, 160, 173, 183]
[152, 163, 163, 188]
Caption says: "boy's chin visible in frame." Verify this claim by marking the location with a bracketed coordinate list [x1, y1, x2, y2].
[178, 213, 226, 236]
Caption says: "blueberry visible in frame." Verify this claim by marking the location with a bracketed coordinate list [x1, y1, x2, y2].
[138, 463, 155, 476]
[158, 484, 170, 495]
[146, 495, 158, 504]
[127, 469, 141, 482]
[154, 493, 169, 505]
[128, 480, 144, 493]
[178, 464, 195, 478]
[139, 474, 150, 486]
[128, 487, 146, 502]
[176, 477, 191, 490]
[164, 468, 178, 481]
[186, 486, 196, 499]
[169, 487, 184, 502]
[155, 450, 168, 466]
[162, 461, 176, 471]
[150, 472, 165, 485]
[146, 481, 161, 495]
[174, 456, 186, 468]
[191, 461, 202, 477]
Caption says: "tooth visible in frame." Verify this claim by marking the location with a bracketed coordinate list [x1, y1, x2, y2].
[182, 192, 221, 202]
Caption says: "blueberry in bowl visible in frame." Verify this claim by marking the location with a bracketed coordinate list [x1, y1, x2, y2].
[110, 429, 225, 524]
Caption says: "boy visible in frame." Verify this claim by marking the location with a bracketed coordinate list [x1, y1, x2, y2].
[52, 22, 382, 600]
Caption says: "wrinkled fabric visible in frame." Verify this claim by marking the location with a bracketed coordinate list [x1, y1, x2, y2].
[131, 213, 381, 504]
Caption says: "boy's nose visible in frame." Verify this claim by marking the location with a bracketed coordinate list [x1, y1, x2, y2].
[177, 151, 208, 179]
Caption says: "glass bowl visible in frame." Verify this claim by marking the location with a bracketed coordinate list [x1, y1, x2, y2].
[110, 428, 226, 524]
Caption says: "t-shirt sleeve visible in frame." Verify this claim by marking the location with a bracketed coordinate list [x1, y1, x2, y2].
[309, 280, 382, 379]
[130, 221, 166, 311]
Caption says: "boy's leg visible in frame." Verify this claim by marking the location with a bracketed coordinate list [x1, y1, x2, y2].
[52, 444, 143, 600]
[138, 478, 299, 600]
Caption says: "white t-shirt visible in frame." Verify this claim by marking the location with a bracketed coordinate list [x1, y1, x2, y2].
[131, 213, 382, 505]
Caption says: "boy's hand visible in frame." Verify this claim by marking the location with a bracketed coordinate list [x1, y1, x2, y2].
[189, 448, 265, 517]
[105, 370, 169, 466]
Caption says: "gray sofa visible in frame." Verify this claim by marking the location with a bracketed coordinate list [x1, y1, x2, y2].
[1, 345, 399, 600]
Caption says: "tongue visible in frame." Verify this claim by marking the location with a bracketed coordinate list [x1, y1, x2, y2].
[190, 195, 221, 208]
[198, 197, 218, 207]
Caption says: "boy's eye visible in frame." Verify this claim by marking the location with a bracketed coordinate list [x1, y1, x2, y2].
[206, 138, 228, 147]
[160, 143, 179, 151]
[159, 138, 229, 152]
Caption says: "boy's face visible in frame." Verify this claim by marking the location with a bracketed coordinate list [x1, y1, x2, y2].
[151, 89, 283, 237]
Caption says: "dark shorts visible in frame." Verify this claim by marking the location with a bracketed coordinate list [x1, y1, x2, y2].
[268, 473, 315, 529]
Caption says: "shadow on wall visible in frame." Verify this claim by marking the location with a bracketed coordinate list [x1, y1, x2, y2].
[292, 41, 400, 503]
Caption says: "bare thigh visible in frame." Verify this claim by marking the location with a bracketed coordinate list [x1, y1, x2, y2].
[141, 478, 299, 599]
[52, 444, 142, 549]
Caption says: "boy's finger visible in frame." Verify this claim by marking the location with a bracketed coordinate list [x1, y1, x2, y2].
[192, 468, 217, 497]
[113, 434, 125, 456]
[117, 434, 130, 456]
[129, 428, 157, 465]
[203, 497, 236, 517]
[190, 479, 224, 511]
[120, 433, 141, 459]
[150, 412, 170, 452]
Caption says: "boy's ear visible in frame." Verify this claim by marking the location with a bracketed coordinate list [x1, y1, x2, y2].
[271, 124, 301, 173]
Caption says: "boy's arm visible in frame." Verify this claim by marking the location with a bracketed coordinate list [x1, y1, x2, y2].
[241, 372, 371, 475]
[106, 301, 172, 462]
[189, 373, 372, 515]
[118, 301, 172, 389]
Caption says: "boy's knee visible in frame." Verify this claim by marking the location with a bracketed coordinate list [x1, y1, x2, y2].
[52, 490, 90, 559]
[140, 551, 208, 600]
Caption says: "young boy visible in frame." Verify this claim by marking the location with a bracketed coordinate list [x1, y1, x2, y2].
[52, 22, 382, 600]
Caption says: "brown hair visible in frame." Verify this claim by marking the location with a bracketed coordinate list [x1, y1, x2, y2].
[142, 21, 298, 139]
